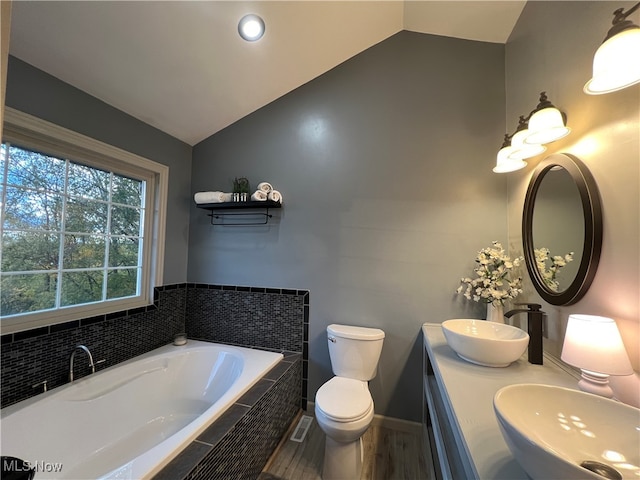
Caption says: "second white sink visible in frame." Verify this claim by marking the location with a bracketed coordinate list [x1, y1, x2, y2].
[494, 383, 640, 479]
[442, 319, 529, 367]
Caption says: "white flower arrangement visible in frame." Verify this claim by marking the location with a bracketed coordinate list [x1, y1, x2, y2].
[534, 248, 574, 292]
[457, 241, 524, 306]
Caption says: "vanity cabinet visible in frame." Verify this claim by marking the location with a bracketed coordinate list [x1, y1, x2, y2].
[422, 323, 579, 479]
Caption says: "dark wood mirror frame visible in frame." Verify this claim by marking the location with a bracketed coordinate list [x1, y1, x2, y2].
[523, 153, 603, 305]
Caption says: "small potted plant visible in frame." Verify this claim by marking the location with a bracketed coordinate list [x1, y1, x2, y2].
[232, 177, 250, 201]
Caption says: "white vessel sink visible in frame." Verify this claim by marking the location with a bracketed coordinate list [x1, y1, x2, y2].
[494, 383, 640, 480]
[441, 319, 529, 367]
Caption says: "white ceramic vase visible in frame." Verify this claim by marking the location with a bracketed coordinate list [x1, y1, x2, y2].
[486, 302, 504, 323]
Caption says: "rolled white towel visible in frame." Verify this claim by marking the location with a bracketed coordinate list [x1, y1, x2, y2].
[251, 190, 268, 201]
[194, 191, 233, 204]
[257, 182, 273, 193]
[268, 190, 283, 204]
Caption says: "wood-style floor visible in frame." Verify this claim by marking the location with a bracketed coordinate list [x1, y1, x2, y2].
[260, 411, 433, 480]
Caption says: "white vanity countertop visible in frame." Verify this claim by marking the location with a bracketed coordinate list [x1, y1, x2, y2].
[422, 322, 580, 479]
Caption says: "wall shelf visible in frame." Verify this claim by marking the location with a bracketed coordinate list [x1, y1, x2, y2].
[196, 201, 282, 226]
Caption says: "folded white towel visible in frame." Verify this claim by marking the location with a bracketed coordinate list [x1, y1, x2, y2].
[268, 190, 283, 204]
[257, 182, 273, 193]
[251, 190, 268, 201]
[194, 191, 233, 204]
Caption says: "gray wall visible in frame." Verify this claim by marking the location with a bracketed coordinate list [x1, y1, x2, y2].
[505, 2, 639, 403]
[189, 31, 506, 422]
[4, 56, 192, 285]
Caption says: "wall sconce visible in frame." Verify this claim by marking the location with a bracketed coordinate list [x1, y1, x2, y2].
[508, 116, 546, 160]
[493, 135, 528, 173]
[561, 314, 633, 398]
[493, 92, 569, 173]
[525, 93, 571, 144]
[585, 2, 640, 95]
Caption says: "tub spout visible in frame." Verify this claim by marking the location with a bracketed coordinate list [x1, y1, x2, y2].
[504, 303, 544, 365]
[69, 345, 95, 382]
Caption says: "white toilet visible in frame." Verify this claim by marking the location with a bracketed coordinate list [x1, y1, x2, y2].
[315, 323, 385, 480]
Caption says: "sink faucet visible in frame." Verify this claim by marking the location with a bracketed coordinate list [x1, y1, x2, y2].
[69, 345, 96, 382]
[504, 303, 544, 365]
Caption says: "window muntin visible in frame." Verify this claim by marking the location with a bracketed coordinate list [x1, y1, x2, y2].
[1, 143, 146, 317]
[1, 108, 167, 333]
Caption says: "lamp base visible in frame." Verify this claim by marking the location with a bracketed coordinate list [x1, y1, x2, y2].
[578, 370, 613, 398]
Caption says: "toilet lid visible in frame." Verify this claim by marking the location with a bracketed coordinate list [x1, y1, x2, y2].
[316, 377, 373, 422]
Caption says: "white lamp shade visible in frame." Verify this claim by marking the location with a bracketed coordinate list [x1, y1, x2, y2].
[561, 314, 633, 376]
[493, 146, 527, 173]
[508, 129, 546, 160]
[585, 28, 640, 95]
[525, 107, 571, 144]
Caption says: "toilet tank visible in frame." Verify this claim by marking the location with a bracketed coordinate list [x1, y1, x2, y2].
[327, 324, 385, 381]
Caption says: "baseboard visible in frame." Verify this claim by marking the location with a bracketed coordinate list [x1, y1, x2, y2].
[371, 414, 422, 434]
[305, 401, 421, 435]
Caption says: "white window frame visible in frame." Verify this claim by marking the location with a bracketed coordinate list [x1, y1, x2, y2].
[1, 108, 167, 334]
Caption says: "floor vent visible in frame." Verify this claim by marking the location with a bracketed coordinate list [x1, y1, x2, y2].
[290, 415, 313, 443]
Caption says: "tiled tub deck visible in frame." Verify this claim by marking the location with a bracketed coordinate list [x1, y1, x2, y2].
[154, 352, 302, 480]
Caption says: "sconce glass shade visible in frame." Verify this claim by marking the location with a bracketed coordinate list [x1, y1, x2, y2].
[585, 28, 640, 94]
[493, 146, 527, 173]
[524, 107, 571, 145]
[508, 129, 546, 160]
[561, 314, 633, 398]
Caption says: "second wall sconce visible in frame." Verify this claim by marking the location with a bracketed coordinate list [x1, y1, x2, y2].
[493, 92, 570, 173]
[585, 2, 640, 95]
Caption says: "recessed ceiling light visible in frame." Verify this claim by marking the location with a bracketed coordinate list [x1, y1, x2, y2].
[238, 14, 265, 42]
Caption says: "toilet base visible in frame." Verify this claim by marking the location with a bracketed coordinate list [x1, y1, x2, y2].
[322, 436, 363, 480]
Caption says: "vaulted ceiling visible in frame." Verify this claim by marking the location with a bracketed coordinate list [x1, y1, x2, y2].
[9, 1, 526, 146]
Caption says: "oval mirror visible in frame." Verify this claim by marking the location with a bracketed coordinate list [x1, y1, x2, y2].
[522, 153, 602, 305]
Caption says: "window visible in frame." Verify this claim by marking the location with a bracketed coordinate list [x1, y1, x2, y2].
[0, 108, 167, 333]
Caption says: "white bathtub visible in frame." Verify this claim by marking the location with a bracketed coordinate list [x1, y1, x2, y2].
[0, 340, 283, 479]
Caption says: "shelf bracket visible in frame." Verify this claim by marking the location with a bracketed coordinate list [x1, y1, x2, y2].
[208, 209, 273, 226]
[196, 200, 281, 227]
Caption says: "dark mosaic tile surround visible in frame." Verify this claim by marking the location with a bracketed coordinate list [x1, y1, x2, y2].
[1, 283, 309, 410]
[0, 286, 186, 408]
[154, 354, 302, 480]
[186, 285, 310, 409]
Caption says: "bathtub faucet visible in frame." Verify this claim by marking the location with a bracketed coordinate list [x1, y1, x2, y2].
[504, 303, 545, 365]
[69, 345, 96, 382]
